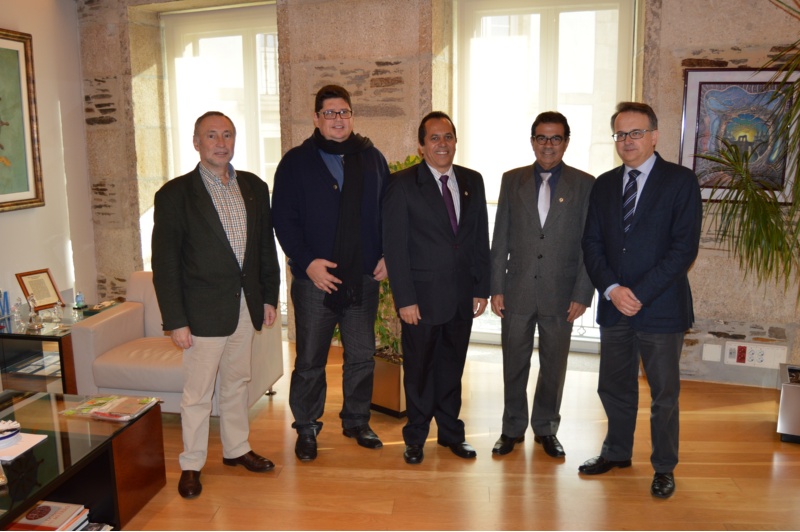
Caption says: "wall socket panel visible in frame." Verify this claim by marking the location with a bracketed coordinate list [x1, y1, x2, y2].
[724, 341, 787, 369]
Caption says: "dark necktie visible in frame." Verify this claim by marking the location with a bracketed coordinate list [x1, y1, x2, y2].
[440, 174, 458, 235]
[622, 169, 640, 233]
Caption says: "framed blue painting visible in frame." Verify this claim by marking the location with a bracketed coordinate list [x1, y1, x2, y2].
[680, 68, 799, 203]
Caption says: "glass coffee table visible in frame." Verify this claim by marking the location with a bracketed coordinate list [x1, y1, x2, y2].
[0, 315, 81, 395]
[0, 390, 166, 530]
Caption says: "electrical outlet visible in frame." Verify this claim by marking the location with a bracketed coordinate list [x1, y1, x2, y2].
[724, 341, 787, 369]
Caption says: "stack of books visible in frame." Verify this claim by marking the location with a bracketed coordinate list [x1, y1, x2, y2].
[8, 501, 89, 531]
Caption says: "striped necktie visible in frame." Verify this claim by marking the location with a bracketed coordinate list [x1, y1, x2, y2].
[622, 169, 640, 233]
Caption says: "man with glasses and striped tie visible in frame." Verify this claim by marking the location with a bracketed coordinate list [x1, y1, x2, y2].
[580, 102, 702, 498]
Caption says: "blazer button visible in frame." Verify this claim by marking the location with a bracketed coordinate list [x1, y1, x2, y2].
[622, 248, 627, 253]
[539, 234, 545, 239]
[537, 254, 543, 259]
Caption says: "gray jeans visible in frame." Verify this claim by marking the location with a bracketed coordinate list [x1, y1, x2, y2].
[289, 275, 379, 434]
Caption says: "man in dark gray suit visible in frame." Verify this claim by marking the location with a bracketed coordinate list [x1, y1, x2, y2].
[580, 102, 702, 498]
[490, 112, 595, 459]
[383, 111, 490, 465]
[152, 111, 281, 499]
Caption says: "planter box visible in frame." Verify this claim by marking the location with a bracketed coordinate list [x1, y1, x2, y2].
[370, 355, 406, 418]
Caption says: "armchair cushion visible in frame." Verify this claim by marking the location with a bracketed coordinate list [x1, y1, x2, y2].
[93, 337, 183, 393]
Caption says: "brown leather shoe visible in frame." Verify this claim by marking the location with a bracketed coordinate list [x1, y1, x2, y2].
[222, 450, 275, 472]
[178, 470, 202, 499]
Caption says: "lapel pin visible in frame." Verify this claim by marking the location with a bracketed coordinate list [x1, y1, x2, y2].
[559, 198, 564, 203]
[464, 191, 469, 196]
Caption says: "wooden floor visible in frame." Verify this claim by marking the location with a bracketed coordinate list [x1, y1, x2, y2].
[127, 341, 800, 531]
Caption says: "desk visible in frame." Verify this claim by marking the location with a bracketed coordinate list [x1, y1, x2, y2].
[0, 391, 166, 530]
[0, 316, 80, 394]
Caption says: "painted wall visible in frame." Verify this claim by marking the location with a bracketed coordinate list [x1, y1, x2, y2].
[0, 0, 96, 307]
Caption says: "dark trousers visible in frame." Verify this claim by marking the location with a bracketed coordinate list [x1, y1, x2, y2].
[500, 310, 573, 438]
[598, 317, 684, 473]
[401, 315, 472, 446]
[289, 276, 379, 434]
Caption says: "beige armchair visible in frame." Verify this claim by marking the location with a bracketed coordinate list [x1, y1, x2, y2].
[71, 271, 283, 414]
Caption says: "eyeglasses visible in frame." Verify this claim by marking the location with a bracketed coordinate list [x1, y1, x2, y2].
[533, 135, 564, 146]
[612, 129, 654, 142]
[317, 109, 353, 120]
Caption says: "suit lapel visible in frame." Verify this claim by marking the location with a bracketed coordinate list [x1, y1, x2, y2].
[630, 157, 665, 232]
[519, 165, 539, 222]
[454, 166, 471, 233]
[238, 175, 256, 269]
[545, 169, 575, 227]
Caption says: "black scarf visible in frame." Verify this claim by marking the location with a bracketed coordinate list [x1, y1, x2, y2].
[312, 128, 374, 313]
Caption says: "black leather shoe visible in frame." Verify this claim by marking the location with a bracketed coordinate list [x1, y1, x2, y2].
[343, 424, 383, 449]
[578, 455, 632, 475]
[178, 470, 202, 499]
[651, 472, 675, 498]
[295, 433, 318, 461]
[534, 435, 566, 457]
[438, 441, 477, 459]
[404, 444, 424, 464]
[222, 450, 275, 472]
[492, 434, 524, 455]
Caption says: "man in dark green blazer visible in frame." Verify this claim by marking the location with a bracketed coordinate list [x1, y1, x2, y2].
[152, 111, 281, 499]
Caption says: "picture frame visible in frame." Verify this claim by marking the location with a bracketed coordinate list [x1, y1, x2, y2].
[680, 68, 799, 202]
[0, 28, 43, 213]
[15, 269, 64, 311]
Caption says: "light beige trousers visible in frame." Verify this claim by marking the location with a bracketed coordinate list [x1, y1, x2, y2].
[179, 296, 254, 471]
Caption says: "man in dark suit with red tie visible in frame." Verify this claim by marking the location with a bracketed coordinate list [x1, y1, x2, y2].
[382, 111, 491, 465]
[580, 102, 702, 498]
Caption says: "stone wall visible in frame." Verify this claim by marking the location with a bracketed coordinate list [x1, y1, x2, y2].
[276, 0, 447, 163]
[78, 0, 143, 298]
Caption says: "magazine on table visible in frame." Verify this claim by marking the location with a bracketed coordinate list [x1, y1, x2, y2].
[60, 395, 159, 422]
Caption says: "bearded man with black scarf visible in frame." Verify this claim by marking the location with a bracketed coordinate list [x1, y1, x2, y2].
[272, 85, 391, 462]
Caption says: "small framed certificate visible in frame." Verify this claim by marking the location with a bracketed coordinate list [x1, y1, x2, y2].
[15, 268, 64, 311]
